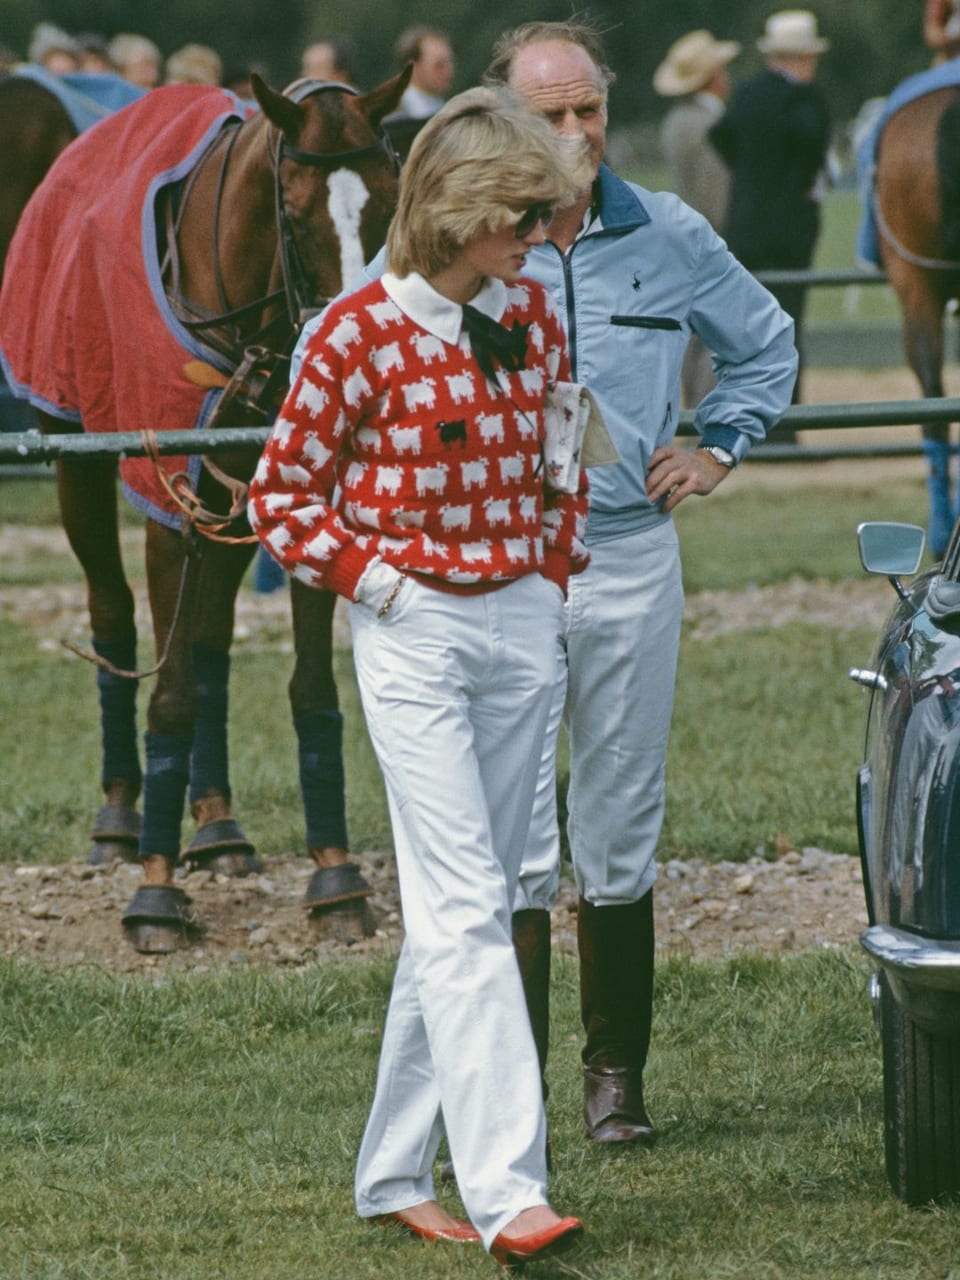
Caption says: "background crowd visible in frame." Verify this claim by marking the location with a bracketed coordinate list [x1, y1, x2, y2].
[2, 5, 945, 412]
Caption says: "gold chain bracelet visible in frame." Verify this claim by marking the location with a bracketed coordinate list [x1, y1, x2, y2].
[377, 575, 406, 618]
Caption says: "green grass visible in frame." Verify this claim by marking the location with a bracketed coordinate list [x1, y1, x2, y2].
[1, 474, 925, 866]
[807, 189, 902, 329]
[665, 623, 871, 858]
[673, 475, 929, 592]
[2, 450, 957, 1276]
[1, 950, 958, 1279]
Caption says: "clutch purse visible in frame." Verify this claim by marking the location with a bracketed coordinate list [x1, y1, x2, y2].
[542, 381, 620, 493]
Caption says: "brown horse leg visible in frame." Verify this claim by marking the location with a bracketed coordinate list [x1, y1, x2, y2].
[50, 431, 141, 862]
[119, 519, 204, 952]
[289, 578, 373, 939]
[183, 535, 261, 875]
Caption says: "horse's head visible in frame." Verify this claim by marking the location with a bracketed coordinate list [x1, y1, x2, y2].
[252, 67, 411, 312]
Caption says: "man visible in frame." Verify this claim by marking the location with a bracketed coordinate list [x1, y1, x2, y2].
[391, 25, 454, 119]
[300, 37, 355, 86]
[654, 29, 740, 405]
[483, 20, 797, 1145]
[709, 10, 830, 405]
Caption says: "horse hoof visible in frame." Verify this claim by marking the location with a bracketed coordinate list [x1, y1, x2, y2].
[303, 862, 373, 908]
[187, 850, 263, 877]
[180, 819, 262, 877]
[305, 864, 375, 941]
[122, 885, 199, 954]
[308, 897, 377, 943]
[87, 804, 141, 866]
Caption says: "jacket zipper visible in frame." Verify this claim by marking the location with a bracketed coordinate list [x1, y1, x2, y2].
[562, 251, 579, 381]
[543, 241, 580, 382]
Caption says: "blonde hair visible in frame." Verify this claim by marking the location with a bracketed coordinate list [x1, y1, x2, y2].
[165, 42, 223, 86]
[108, 32, 162, 82]
[387, 86, 588, 279]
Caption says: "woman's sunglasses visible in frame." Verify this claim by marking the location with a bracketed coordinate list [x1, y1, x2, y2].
[514, 202, 556, 238]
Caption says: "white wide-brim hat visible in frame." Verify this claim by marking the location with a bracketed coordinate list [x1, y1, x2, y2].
[757, 10, 830, 55]
[653, 29, 741, 97]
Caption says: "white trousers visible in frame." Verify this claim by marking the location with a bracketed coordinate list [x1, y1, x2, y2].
[515, 521, 684, 910]
[350, 574, 564, 1247]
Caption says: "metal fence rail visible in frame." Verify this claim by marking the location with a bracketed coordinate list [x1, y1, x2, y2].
[755, 268, 888, 288]
[2, 396, 959, 467]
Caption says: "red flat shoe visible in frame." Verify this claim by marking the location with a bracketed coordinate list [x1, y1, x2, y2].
[374, 1210, 481, 1243]
[490, 1216, 583, 1267]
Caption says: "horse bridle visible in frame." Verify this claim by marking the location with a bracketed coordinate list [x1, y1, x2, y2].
[166, 79, 399, 366]
[273, 79, 400, 334]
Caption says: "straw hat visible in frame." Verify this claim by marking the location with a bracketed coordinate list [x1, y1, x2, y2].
[757, 10, 830, 56]
[653, 30, 741, 97]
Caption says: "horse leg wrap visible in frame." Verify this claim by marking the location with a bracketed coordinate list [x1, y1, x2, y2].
[189, 643, 231, 805]
[923, 439, 955, 557]
[93, 635, 142, 789]
[295, 710, 348, 850]
[141, 730, 191, 859]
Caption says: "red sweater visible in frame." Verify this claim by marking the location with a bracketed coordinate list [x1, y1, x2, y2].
[248, 274, 589, 597]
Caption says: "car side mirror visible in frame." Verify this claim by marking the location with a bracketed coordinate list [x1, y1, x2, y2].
[857, 522, 925, 576]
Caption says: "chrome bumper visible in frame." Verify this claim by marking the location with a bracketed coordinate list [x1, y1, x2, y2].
[861, 925, 960, 1031]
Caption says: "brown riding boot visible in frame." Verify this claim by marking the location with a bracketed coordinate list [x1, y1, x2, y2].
[512, 907, 552, 1099]
[578, 891, 657, 1145]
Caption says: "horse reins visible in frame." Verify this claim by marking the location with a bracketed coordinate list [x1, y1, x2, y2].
[164, 80, 398, 361]
[271, 79, 400, 330]
[162, 122, 295, 362]
[70, 83, 399, 682]
[156, 79, 400, 548]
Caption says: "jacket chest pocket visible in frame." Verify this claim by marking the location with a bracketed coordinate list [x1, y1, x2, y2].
[610, 315, 681, 331]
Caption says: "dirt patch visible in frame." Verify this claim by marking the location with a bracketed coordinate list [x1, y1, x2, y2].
[0, 841, 868, 973]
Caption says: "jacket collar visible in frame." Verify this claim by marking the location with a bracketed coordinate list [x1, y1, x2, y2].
[593, 164, 651, 234]
[382, 271, 507, 344]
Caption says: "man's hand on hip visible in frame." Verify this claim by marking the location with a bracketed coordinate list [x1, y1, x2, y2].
[646, 445, 731, 513]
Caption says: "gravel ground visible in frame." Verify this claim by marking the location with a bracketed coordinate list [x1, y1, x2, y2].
[0, 840, 867, 974]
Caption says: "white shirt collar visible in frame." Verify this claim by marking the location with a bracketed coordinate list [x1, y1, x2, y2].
[575, 201, 602, 244]
[382, 271, 508, 344]
[694, 91, 725, 116]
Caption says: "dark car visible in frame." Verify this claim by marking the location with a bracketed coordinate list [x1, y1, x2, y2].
[852, 520, 960, 1205]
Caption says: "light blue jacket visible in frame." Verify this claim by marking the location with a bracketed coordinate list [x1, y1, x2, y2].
[293, 164, 797, 544]
[524, 165, 797, 543]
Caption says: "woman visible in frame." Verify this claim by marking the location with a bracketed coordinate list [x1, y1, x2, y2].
[248, 88, 590, 1264]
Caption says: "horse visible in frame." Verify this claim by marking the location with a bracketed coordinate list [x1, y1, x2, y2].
[0, 69, 409, 952]
[873, 83, 960, 557]
[0, 75, 77, 285]
[0, 74, 79, 431]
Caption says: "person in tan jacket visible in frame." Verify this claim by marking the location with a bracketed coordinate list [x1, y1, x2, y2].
[655, 29, 740, 405]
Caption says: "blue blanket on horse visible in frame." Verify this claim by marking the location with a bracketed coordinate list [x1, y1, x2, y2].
[14, 65, 147, 133]
[856, 58, 960, 267]
[0, 85, 253, 527]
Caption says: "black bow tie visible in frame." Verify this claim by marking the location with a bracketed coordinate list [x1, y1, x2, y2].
[461, 304, 529, 381]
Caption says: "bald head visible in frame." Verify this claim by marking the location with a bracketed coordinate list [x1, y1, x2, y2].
[504, 39, 608, 179]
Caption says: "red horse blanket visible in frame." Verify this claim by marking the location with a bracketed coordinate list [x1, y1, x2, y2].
[0, 85, 252, 527]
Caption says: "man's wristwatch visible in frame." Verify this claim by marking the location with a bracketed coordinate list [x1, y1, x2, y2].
[698, 444, 736, 469]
